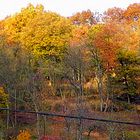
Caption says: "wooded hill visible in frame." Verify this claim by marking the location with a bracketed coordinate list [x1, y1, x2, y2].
[0, 3, 140, 140]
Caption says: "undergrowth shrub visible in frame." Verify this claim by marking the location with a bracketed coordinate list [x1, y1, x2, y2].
[17, 129, 31, 140]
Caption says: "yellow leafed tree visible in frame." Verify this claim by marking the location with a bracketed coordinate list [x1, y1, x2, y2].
[17, 130, 31, 140]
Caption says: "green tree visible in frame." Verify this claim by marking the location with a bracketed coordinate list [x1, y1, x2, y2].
[0, 86, 9, 108]
[117, 50, 140, 103]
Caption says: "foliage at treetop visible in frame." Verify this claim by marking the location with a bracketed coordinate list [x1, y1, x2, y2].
[4, 4, 72, 60]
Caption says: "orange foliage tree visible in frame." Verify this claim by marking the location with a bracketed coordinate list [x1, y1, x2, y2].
[93, 22, 125, 69]
[17, 130, 31, 140]
[124, 3, 140, 22]
[70, 10, 96, 25]
[104, 7, 124, 22]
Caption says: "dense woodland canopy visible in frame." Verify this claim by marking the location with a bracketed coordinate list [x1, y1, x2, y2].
[0, 3, 140, 140]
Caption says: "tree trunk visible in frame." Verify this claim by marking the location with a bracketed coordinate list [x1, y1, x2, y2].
[97, 64, 104, 112]
[35, 107, 40, 137]
[6, 106, 9, 129]
[127, 94, 130, 104]
[14, 90, 17, 127]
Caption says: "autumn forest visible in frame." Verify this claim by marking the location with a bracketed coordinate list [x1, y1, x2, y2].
[0, 3, 140, 140]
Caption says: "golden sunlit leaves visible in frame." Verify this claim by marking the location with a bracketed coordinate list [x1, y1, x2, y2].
[20, 12, 72, 60]
[17, 130, 31, 140]
[3, 4, 72, 60]
[1, 2, 140, 71]
[4, 4, 39, 43]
